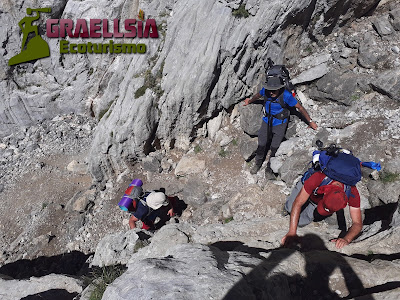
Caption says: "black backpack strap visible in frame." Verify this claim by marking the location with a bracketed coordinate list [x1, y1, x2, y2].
[272, 93, 290, 120]
[139, 192, 154, 219]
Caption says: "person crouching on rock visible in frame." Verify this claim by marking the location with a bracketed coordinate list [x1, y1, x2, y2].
[281, 172, 362, 249]
[129, 191, 175, 230]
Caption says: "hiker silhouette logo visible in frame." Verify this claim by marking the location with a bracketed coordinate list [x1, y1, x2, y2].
[8, 7, 51, 66]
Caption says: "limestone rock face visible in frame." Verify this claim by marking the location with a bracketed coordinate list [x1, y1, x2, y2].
[85, 0, 381, 183]
[1, 0, 383, 181]
[102, 234, 400, 300]
[91, 230, 144, 267]
[0, 274, 83, 300]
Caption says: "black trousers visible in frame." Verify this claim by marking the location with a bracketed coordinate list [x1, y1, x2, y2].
[254, 120, 288, 166]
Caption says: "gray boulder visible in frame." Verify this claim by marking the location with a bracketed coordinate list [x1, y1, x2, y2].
[130, 224, 190, 260]
[369, 69, 400, 101]
[181, 177, 208, 207]
[279, 150, 309, 185]
[389, 8, 400, 30]
[367, 180, 400, 205]
[309, 70, 361, 105]
[239, 103, 263, 136]
[291, 63, 330, 85]
[141, 156, 161, 173]
[102, 241, 400, 300]
[175, 156, 206, 176]
[91, 230, 149, 267]
[357, 33, 386, 69]
[372, 17, 395, 37]
[0, 274, 83, 300]
[239, 134, 258, 161]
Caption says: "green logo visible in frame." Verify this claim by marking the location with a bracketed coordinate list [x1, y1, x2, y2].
[8, 8, 52, 66]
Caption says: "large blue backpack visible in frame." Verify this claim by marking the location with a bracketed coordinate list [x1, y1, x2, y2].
[301, 150, 362, 199]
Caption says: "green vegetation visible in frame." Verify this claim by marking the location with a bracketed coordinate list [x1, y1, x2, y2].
[218, 148, 229, 158]
[232, 4, 250, 18]
[88, 68, 94, 76]
[89, 265, 127, 300]
[159, 10, 170, 18]
[134, 85, 148, 99]
[194, 145, 202, 153]
[157, 21, 167, 38]
[42, 203, 48, 209]
[134, 59, 165, 99]
[305, 45, 313, 55]
[350, 93, 361, 101]
[134, 240, 150, 252]
[231, 139, 238, 146]
[380, 171, 400, 183]
[98, 101, 114, 120]
[224, 217, 234, 224]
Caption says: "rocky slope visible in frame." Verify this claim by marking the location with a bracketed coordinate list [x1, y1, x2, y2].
[0, 0, 400, 299]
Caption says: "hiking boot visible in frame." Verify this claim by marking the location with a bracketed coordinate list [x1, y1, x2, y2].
[265, 166, 276, 180]
[250, 163, 262, 174]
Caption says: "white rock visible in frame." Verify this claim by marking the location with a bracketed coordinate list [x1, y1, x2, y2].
[175, 156, 206, 176]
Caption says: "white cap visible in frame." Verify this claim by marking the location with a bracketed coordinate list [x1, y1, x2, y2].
[146, 192, 168, 210]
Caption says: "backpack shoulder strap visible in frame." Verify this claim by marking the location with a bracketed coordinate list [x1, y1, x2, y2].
[344, 185, 354, 200]
[139, 194, 154, 219]
[314, 178, 354, 201]
[277, 92, 286, 108]
[313, 176, 333, 195]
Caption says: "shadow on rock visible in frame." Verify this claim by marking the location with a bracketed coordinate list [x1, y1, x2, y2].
[363, 202, 398, 230]
[153, 194, 188, 230]
[222, 234, 399, 300]
[0, 251, 91, 279]
[20, 289, 78, 300]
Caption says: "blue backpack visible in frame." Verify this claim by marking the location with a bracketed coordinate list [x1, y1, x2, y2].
[301, 150, 362, 199]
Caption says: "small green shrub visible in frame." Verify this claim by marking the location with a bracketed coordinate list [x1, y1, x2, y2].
[231, 139, 238, 146]
[305, 45, 313, 54]
[89, 265, 127, 300]
[134, 240, 150, 252]
[350, 93, 361, 101]
[42, 203, 48, 209]
[194, 145, 202, 153]
[134, 85, 148, 99]
[159, 10, 170, 18]
[224, 217, 234, 224]
[380, 171, 399, 183]
[232, 4, 249, 18]
[134, 61, 165, 99]
[98, 101, 114, 120]
[218, 148, 229, 158]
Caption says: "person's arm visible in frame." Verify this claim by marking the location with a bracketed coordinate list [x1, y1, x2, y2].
[331, 206, 362, 249]
[167, 207, 174, 217]
[129, 215, 139, 229]
[243, 93, 262, 106]
[165, 199, 175, 217]
[294, 102, 318, 130]
[281, 187, 310, 246]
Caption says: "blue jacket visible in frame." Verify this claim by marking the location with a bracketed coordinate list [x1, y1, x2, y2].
[259, 89, 297, 126]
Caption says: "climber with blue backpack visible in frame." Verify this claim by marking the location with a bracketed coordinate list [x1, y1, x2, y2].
[281, 141, 381, 249]
[118, 179, 175, 230]
[243, 58, 318, 178]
